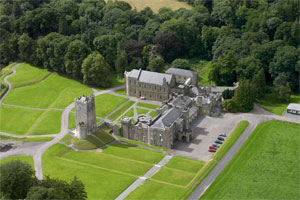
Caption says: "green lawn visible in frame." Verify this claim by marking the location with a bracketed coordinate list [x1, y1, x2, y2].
[256, 93, 300, 115]
[42, 144, 137, 200]
[8, 63, 50, 88]
[115, 89, 126, 95]
[108, 101, 135, 121]
[3, 73, 92, 109]
[122, 108, 135, 118]
[116, 136, 169, 151]
[126, 156, 205, 199]
[190, 59, 213, 86]
[95, 94, 128, 118]
[149, 111, 157, 118]
[0, 135, 53, 142]
[0, 105, 61, 135]
[201, 120, 300, 200]
[136, 102, 160, 110]
[0, 155, 34, 168]
[72, 128, 114, 150]
[137, 107, 149, 115]
[61, 134, 73, 144]
[68, 112, 76, 129]
[43, 142, 166, 199]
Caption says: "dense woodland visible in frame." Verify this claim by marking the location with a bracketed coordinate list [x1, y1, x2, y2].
[0, 0, 299, 111]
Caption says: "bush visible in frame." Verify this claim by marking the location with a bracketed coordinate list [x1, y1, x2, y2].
[222, 89, 234, 100]
[222, 99, 237, 112]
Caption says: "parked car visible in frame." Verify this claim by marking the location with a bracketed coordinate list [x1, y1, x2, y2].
[217, 136, 225, 141]
[209, 145, 217, 150]
[212, 143, 220, 148]
[215, 140, 223, 144]
[208, 149, 216, 152]
[219, 133, 227, 137]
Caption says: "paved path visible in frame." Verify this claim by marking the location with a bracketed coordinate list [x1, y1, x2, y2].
[0, 63, 21, 103]
[115, 155, 173, 200]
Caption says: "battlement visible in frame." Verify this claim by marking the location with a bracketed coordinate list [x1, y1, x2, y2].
[75, 95, 95, 104]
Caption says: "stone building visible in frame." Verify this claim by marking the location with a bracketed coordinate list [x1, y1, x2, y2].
[124, 69, 176, 101]
[166, 68, 198, 87]
[74, 94, 97, 139]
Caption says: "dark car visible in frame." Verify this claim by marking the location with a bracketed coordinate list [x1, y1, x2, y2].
[217, 136, 225, 141]
[215, 140, 223, 144]
[208, 149, 216, 152]
[219, 133, 227, 137]
[212, 143, 220, 148]
[209, 145, 217, 150]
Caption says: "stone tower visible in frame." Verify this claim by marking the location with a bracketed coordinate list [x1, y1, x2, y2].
[74, 94, 97, 139]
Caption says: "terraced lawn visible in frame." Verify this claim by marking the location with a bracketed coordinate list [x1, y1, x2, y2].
[8, 63, 50, 88]
[201, 120, 300, 200]
[108, 101, 135, 121]
[3, 73, 92, 109]
[126, 156, 205, 199]
[42, 143, 165, 199]
[95, 94, 128, 118]
[0, 105, 61, 135]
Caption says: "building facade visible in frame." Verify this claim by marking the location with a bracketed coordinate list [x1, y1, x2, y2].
[75, 94, 97, 139]
[124, 69, 176, 101]
[166, 68, 198, 87]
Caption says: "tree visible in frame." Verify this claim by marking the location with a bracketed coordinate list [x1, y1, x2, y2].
[251, 69, 266, 99]
[222, 89, 234, 100]
[272, 73, 292, 102]
[232, 79, 255, 112]
[147, 57, 165, 72]
[115, 51, 128, 74]
[171, 59, 191, 70]
[81, 52, 111, 87]
[124, 39, 146, 62]
[0, 160, 37, 199]
[269, 45, 299, 91]
[18, 33, 37, 63]
[152, 31, 182, 63]
[209, 51, 237, 86]
[64, 40, 91, 79]
[236, 56, 262, 80]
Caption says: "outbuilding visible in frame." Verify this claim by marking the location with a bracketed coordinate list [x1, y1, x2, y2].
[286, 103, 300, 115]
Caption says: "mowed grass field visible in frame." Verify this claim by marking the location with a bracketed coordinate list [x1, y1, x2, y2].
[3, 64, 92, 109]
[105, 0, 191, 12]
[0, 155, 34, 168]
[256, 93, 300, 115]
[0, 105, 61, 135]
[201, 120, 300, 200]
[42, 143, 165, 199]
[126, 156, 205, 199]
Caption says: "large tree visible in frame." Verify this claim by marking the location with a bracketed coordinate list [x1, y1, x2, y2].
[233, 79, 255, 112]
[18, 33, 37, 64]
[251, 69, 266, 99]
[81, 52, 111, 87]
[0, 161, 37, 199]
[64, 40, 91, 79]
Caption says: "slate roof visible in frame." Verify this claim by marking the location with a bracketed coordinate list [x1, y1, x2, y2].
[152, 107, 182, 128]
[166, 68, 198, 78]
[287, 103, 300, 111]
[127, 69, 173, 85]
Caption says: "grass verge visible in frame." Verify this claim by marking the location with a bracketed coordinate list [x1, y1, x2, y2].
[0, 155, 34, 168]
[108, 101, 135, 121]
[136, 102, 160, 110]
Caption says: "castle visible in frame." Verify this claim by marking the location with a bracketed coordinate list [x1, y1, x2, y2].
[74, 94, 97, 139]
[122, 68, 223, 149]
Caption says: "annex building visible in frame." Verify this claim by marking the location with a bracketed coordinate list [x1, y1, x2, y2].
[122, 68, 223, 149]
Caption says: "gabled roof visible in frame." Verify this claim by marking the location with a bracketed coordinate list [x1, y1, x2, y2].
[127, 69, 173, 85]
[287, 103, 300, 111]
[152, 107, 182, 128]
[166, 68, 198, 78]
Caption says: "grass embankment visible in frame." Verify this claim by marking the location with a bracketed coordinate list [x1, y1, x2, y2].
[60, 134, 73, 144]
[108, 101, 135, 121]
[3, 72, 92, 109]
[0, 134, 54, 142]
[8, 63, 50, 88]
[256, 93, 300, 115]
[115, 89, 126, 95]
[105, 0, 191, 12]
[0, 105, 62, 135]
[0, 155, 34, 168]
[126, 156, 204, 199]
[0, 62, 16, 98]
[43, 143, 165, 199]
[72, 127, 114, 150]
[116, 135, 169, 151]
[201, 120, 300, 199]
